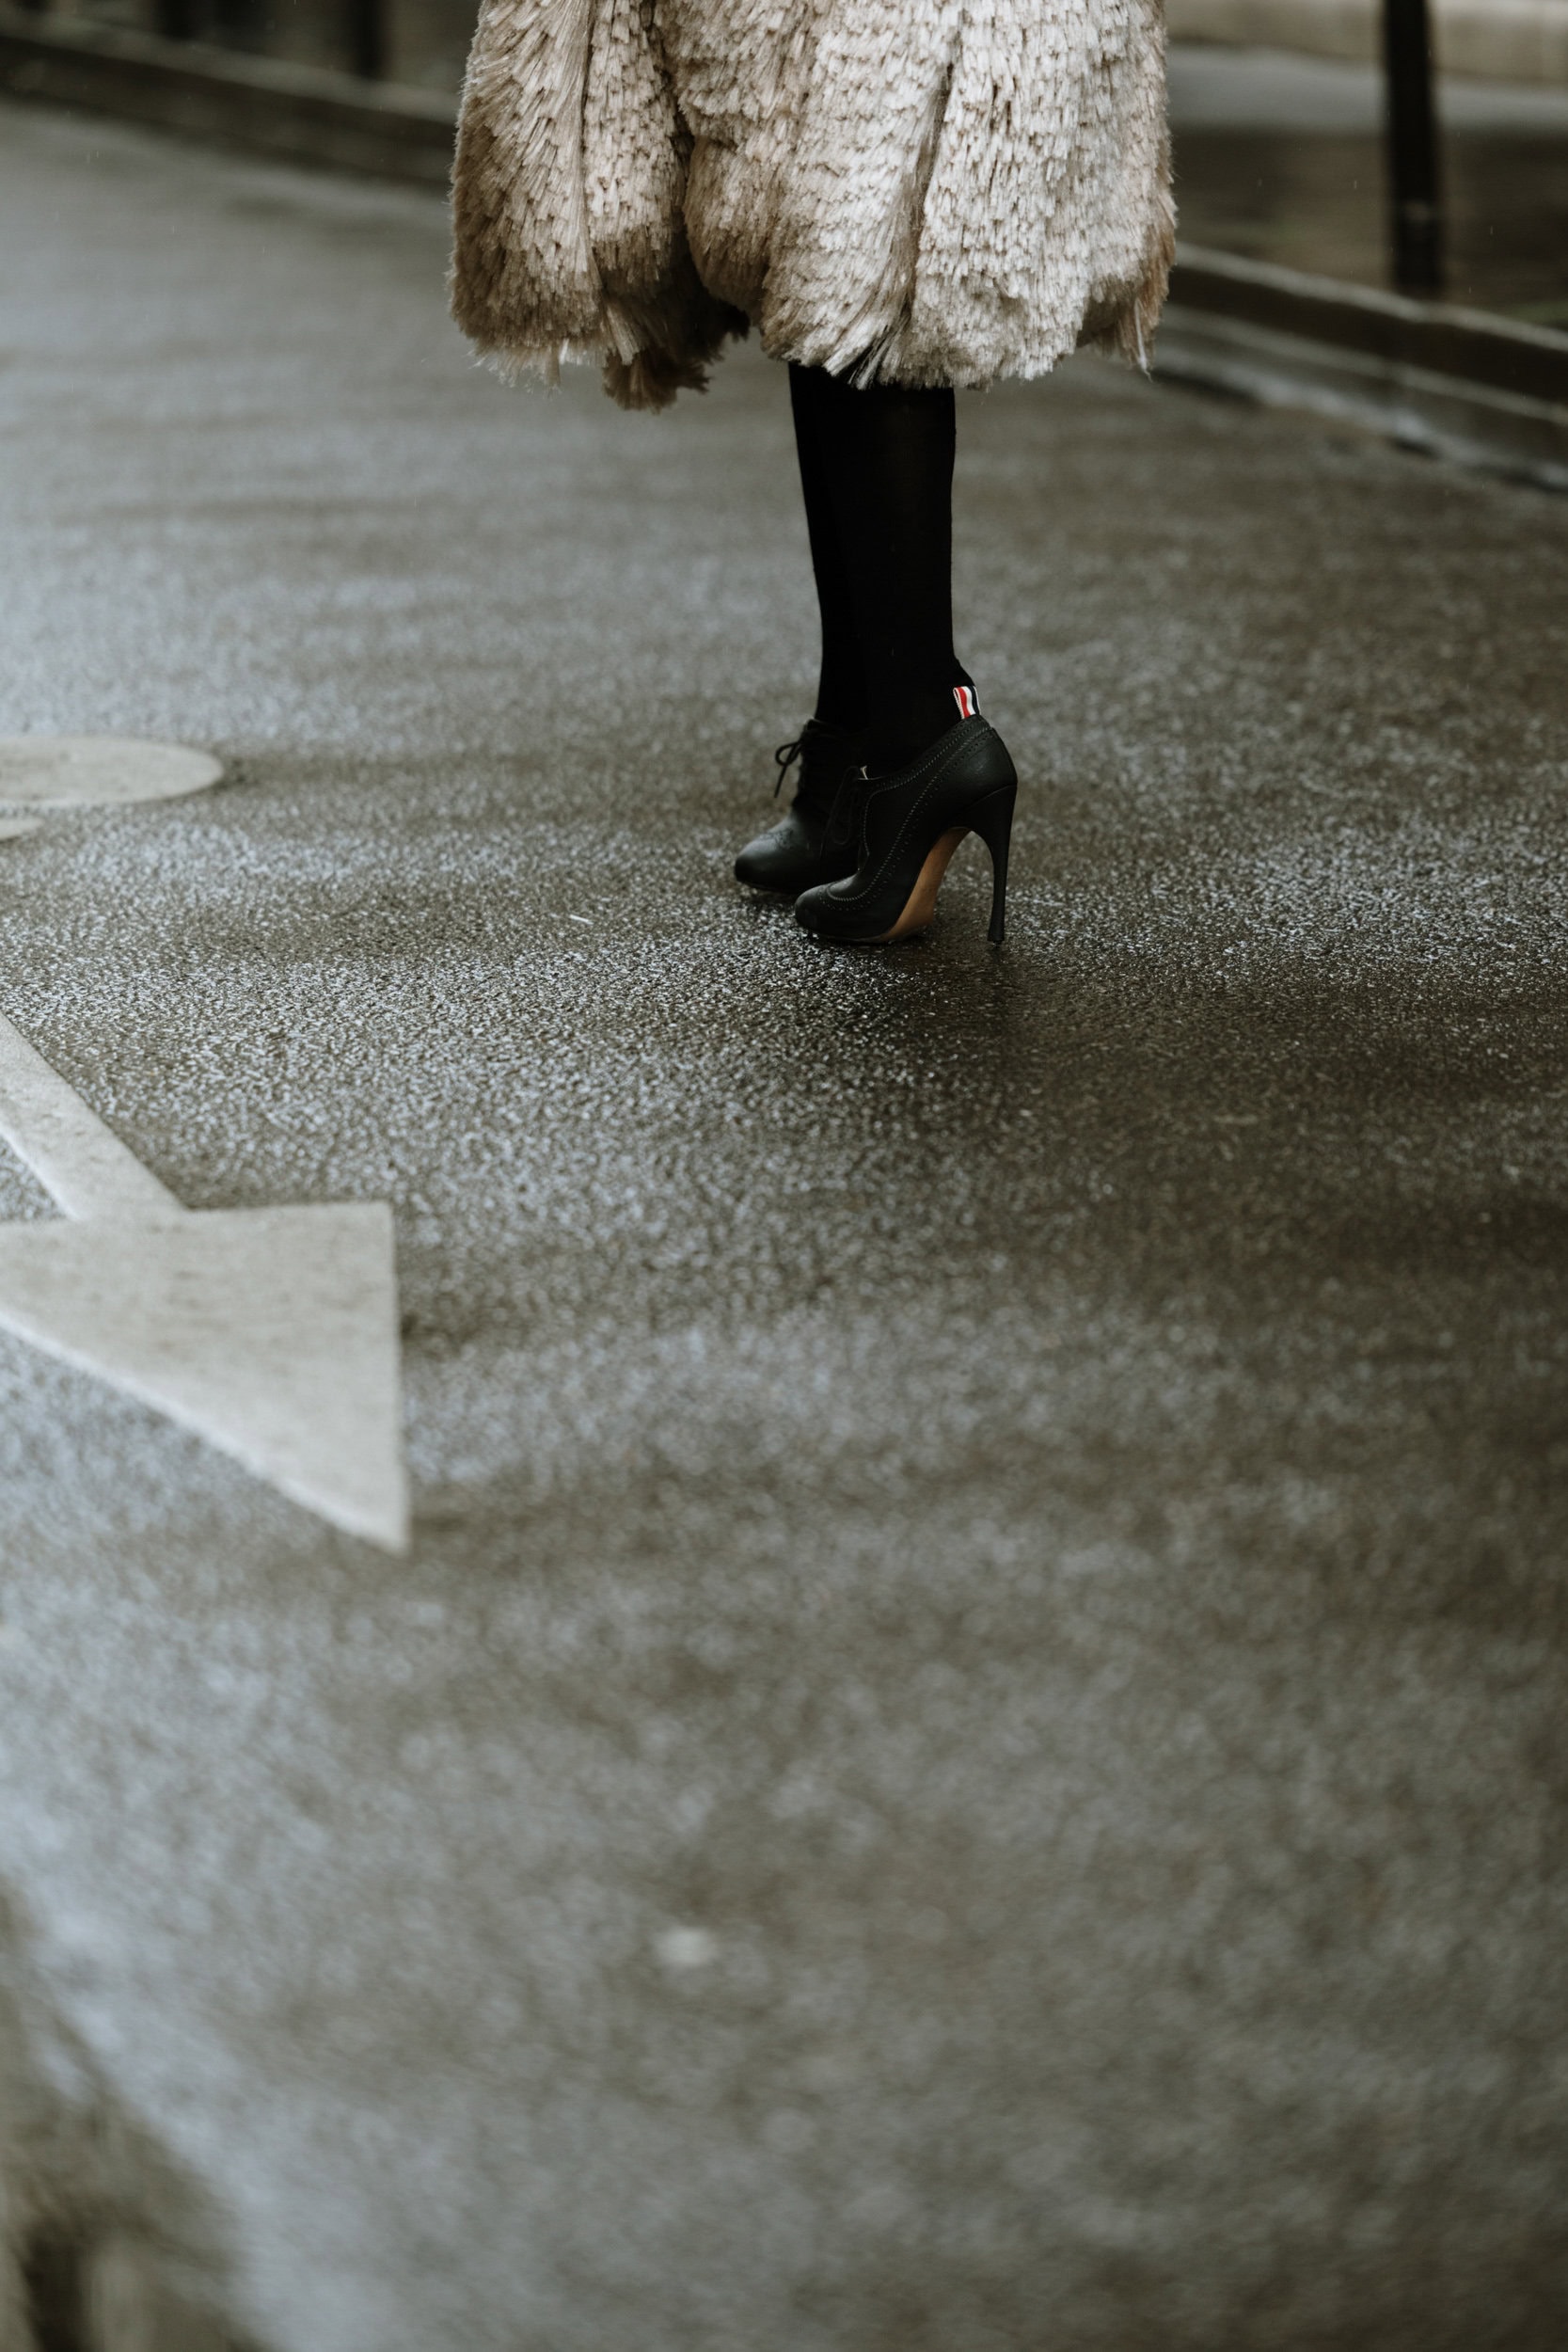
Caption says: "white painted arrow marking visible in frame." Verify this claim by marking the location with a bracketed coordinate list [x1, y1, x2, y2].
[0, 1015, 183, 1222]
[0, 1012, 408, 1551]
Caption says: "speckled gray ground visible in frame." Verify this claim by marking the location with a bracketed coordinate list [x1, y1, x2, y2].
[1, 98, 1567, 2352]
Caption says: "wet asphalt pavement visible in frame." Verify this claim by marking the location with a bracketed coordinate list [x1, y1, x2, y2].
[2, 98, 1568, 2352]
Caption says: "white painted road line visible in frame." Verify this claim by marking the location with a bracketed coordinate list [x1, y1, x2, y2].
[0, 737, 224, 807]
[0, 1011, 183, 1221]
[0, 1010, 409, 1551]
[0, 1204, 407, 1551]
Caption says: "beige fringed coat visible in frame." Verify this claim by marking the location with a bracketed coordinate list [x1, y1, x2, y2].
[451, 0, 1174, 408]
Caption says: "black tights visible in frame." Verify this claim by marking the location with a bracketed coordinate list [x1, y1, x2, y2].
[788, 362, 974, 772]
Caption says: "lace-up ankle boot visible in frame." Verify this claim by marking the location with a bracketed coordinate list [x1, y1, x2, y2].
[734, 719, 865, 897]
[794, 714, 1017, 946]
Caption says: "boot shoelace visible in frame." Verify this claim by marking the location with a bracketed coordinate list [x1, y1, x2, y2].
[775, 722, 859, 826]
[773, 720, 843, 801]
[772, 735, 807, 799]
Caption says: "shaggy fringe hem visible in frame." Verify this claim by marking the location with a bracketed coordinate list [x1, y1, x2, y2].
[456, 306, 748, 411]
[1087, 237, 1177, 374]
[465, 332, 708, 409]
[458, 202, 1173, 408]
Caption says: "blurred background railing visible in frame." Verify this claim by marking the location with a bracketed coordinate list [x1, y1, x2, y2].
[1169, 0, 1568, 326]
[9, 0, 471, 88]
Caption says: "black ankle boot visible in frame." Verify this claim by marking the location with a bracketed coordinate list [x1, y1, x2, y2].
[734, 720, 865, 897]
[793, 716, 1017, 946]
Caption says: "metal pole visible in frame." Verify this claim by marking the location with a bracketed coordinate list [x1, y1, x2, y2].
[348, 0, 386, 77]
[1383, 0, 1445, 295]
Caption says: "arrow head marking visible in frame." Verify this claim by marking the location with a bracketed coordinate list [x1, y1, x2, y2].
[0, 1201, 408, 1551]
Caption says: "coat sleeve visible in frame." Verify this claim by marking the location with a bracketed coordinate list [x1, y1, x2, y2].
[450, 0, 743, 408]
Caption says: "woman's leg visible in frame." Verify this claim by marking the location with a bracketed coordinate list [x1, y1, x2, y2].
[737, 360, 986, 903]
[790, 363, 976, 772]
[731, 368, 872, 892]
[788, 364, 868, 736]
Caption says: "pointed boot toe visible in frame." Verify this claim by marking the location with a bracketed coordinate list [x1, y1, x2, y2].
[734, 720, 864, 898]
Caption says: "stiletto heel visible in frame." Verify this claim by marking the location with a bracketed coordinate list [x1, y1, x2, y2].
[967, 784, 1014, 945]
[793, 715, 1019, 946]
